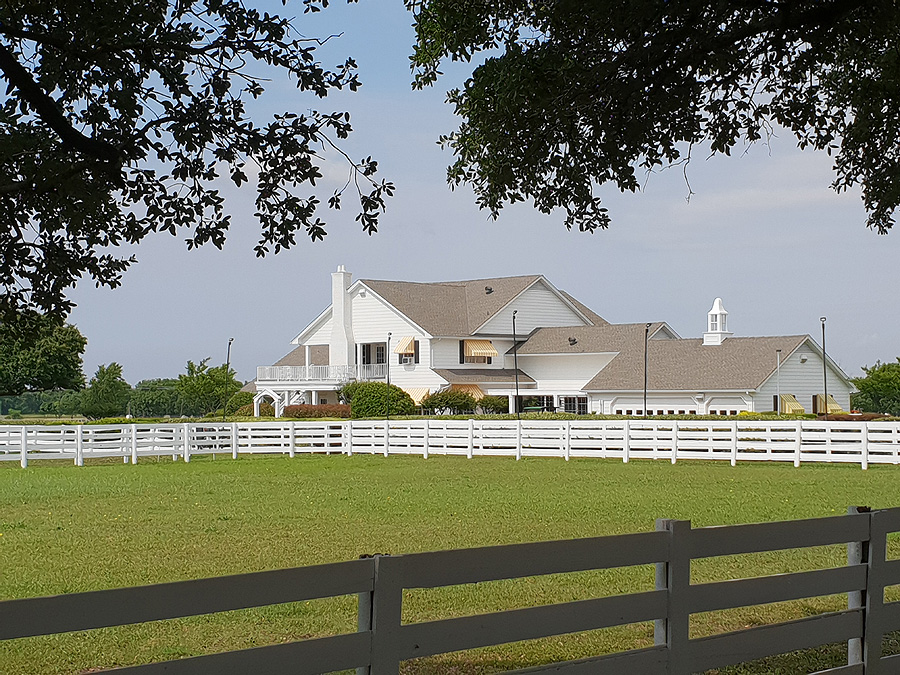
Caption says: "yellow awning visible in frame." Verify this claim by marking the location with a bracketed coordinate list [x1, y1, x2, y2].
[815, 394, 843, 414]
[464, 340, 498, 358]
[780, 394, 805, 414]
[404, 388, 431, 405]
[450, 384, 485, 400]
[393, 336, 416, 354]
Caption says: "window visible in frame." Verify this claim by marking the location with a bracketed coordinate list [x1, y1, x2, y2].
[710, 316, 718, 331]
[459, 340, 495, 365]
[626, 409, 632, 415]
[561, 396, 587, 415]
[668, 410, 674, 415]
[320, 397, 328, 405]
[360, 343, 387, 365]
[397, 340, 419, 364]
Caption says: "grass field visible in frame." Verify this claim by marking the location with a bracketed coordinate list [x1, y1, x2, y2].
[2, 454, 900, 674]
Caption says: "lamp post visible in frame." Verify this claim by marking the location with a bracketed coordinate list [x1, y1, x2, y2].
[222, 337, 234, 422]
[512, 310, 520, 421]
[386, 332, 391, 420]
[820, 317, 828, 420]
[775, 349, 782, 415]
[643, 323, 651, 418]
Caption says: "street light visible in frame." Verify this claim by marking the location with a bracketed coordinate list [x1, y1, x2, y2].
[512, 310, 520, 421]
[820, 317, 828, 421]
[386, 332, 391, 421]
[222, 337, 234, 422]
[643, 323, 651, 418]
[775, 349, 782, 415]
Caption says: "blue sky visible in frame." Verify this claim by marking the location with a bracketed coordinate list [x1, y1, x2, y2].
[68, 1, 897, 385]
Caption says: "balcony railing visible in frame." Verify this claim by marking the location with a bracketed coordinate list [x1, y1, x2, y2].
[256, 364, 387, 383]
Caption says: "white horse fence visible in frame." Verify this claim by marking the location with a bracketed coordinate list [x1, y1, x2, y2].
[2, 419, 900, 468]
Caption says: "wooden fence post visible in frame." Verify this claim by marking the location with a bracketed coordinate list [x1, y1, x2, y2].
[231, 423, 238, 460]
[623, 420, 630, 463]
[516, 420, 522, 461]
[289, 421, 296, 459]
[383, 421, 389, 458]
[75, 425, 83, 466]
[730, 422, 738, 466]
[847, 506, 871, 666]
[863, 509, 890, 672]
[19, 426, 27, 468]
[423, 420, 430, 459]
[347, 421, 354, 456]
[861, 423, 869, 470]
[467, 419, 474, 459]
[794, 423, 803, 467]
[671, 422, 678, 465]
[564, 421, 571, 461]
[182, 423, 190, 463]
[655, 518, 691, 675]
[368, 555, 404, 674]
[130, 424, 138, 465]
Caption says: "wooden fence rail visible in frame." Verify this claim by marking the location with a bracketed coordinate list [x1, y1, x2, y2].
[2, 419, 900, 469]
[3, 508, 900, 673]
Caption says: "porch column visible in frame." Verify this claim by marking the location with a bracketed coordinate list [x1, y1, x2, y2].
[274, 393, 286, 418]
[311, 391, 320, 405]
[508, 394, 516, 414]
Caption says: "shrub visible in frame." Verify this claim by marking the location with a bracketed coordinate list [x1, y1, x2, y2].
[7, 409, 22, 419]
[478, 395, 509, 414]
[420, 390, 477, 415]
[235, 402, 274, 417]
[225, 391, 254, 415]
[283, 404, 351, 419]
[339, 381, 415, 418]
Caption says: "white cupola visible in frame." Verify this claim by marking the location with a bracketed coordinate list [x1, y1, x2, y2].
[702, 297, 733, 346]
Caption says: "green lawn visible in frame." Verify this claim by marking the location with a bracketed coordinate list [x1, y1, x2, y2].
[1, 454, 899, 674]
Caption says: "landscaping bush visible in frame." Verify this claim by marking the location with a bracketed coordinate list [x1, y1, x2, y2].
[420, 390, 477, 414]
[283, 404, 351, 419]
[234, 402, 274, 417]
[7, 409, 22, 419]
[339, 381, 415, 418]
[225, 391, 254, 415]
[479, 395, 509, 414]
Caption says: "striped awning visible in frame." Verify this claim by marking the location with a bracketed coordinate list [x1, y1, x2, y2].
[815, 394, 843, 414]
[464, 340, 498, 358]
[450, 384, 485, 400]
[780, 394, 805, 414]
[404, 387, 431, 405]
[393, 336, 416, 354]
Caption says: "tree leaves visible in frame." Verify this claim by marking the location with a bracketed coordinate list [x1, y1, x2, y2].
[0, 0, 392, 316]
[407, 0, 899, 234]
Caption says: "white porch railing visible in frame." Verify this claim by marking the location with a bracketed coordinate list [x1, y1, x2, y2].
[256, 363, 387, 383]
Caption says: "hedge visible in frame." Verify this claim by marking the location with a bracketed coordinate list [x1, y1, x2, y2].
[283, 404, 351, 419]
[339, 381, 415, 418]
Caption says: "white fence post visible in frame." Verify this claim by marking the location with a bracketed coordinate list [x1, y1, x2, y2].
[231, 423, 238, 460]
[347, 421, 354, 456]
[794, 423, 803, 467]
[182, 423, 190, 463]
[467, 419, 474, 459]
[564, 421, 571, 461]
[423, 420, 430, 459]
[75, 425, 83, 466]
[289, 421, 296, 459]
[623, 420, 630, 463]
[515, 421, 522, 461]
[383, 421, 389, 458]
[671, 422, 678, 465]
[861, 423, 869, 470]
[655, 518, 692, 674]
[730, 422, 738, 466]
[19, 426, 27, 468]
[130, 424, 138, 465]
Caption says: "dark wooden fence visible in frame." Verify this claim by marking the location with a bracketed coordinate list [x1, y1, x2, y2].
[3, 507, 900, 673]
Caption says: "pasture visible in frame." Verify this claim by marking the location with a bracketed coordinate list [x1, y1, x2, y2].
[2, 454, 899, 674]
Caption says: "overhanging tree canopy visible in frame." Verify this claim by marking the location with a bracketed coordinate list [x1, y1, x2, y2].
[406, 0, 900, 233]
[0, 312, 86, 396]
[0, 0, 392, 315]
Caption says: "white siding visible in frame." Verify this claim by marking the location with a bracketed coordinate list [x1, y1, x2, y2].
[754, 342, 853, 412]
[303, 312, 333, 346]
[431, 338, 516, 370]
[517, 354, 615, 391]
[603, 396, 705, 415]
[479, 280, 589, 334]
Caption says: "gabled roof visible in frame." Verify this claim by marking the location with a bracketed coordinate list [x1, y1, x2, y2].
[361, 275, 604, 336]
[558, 291, 609, 327]
[583, 334, 809, 391]
[513, 323, 669, 355]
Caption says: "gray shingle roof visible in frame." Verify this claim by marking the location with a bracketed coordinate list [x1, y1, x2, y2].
[434, 368, 536, 384]
[273, 345, 329, 366]
[514, 323, 668, 355]
[361, 275, 605, 336]
[582, 332, 808, 391]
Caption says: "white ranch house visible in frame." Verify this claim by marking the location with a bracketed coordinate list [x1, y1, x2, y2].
[250, 267, 854, 417]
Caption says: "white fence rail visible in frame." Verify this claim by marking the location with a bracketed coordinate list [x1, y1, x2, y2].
[2, 507, 899, 673]
[2, 419, 900, 468]
[256, 364, 387, 382]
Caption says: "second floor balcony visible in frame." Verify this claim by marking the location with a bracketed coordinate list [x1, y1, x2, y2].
[256, 364, 387, 384]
